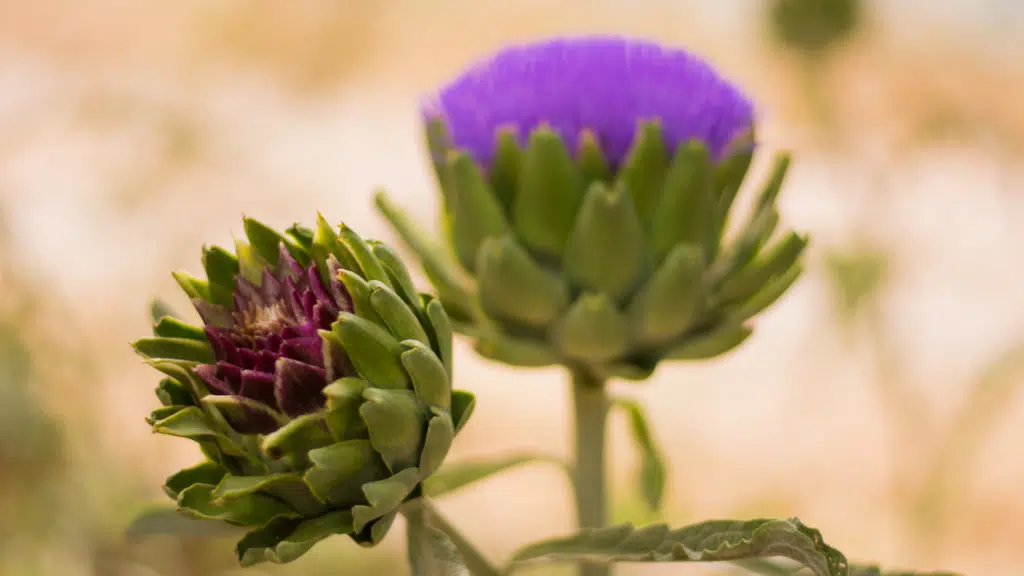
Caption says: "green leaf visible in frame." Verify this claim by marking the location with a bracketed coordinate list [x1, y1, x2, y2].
[360, 388, 426, 473]
[551, 293, 630, 363]
[370, 281, 430, 344]
[243, 217, 288, 266]
[476, 236, 570, 328]
[351, 467, 421, 532]
[133, 337, 214, 363]
[617, 121, 669, 225]
[562, 182, 647, 301]
[423, 453, 570, 498]
[504, 518, 849, 576]
[164, 460, 227, 499]
[666, 324, 753, 360]
[612, 398, 667, 511]
[125, 506, 244, 539]
[514, 126, 584, 258]
[333, 312, 410, 390]
[153, 317, 207, 341]
[446, 150, 510, 271]
[848, 564, 961, 576]
[405, 503, 471, 576]
[374, 191, 475, 319]
[450, 390, 475, 435]
[236, 510, 354, 566]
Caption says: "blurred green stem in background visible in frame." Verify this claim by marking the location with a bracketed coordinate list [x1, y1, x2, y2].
[406, 499, 500, 576]
[572, 368, 611, 576]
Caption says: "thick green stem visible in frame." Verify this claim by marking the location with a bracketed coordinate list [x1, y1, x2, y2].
[404, 498, 500, 576]
[571, 368, 611, 576]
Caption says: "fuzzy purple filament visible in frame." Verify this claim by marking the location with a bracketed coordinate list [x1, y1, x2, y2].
[426, 36, 755, 167]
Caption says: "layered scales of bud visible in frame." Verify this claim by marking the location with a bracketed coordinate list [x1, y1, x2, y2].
[132, 215, 474, 565]
[377, 36, 808, 380]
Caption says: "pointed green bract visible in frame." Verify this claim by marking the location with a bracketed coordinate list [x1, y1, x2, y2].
[202, 245, 240, 306]
[628, 244, 706, 347]
[152, 317, 206, 341]
[552, 293, 630, 362]
[514, 126, 584, 258]
[419, 410, 455, 478]
[577, 130, 611, 185]
[243, 217, 289, 266]
[401, 341, 451, 410]
[313, 213, 360, 275]
[423, 296, 454, 379]
[377, 123, 809, 374]
[333, 312, 409, 390]
[666, 324, 753, 360]
[650, 140, 714, 264]
[446, 150, 511, 270]
[618, 121, 669, 224]
[563, 182, 647, 301]
[338, 269, 385, 328]
[490, 126, 522, 213]
[351, 467, 420, 532]
[360, 388, 425, 473]
[133, 337, 213, 363]
[476, 237, 569, 328]
[373, 191, 474, 319]
[370, 241, 420, 306]
[369, 281, 430, 344]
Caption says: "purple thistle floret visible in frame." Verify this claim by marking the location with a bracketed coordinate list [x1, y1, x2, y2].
[193, 246, 353, 435]
[426, 36, 755, 167]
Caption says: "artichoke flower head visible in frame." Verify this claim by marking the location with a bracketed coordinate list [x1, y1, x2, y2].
[133, 216, 474, 565]
[377, 36, 808, 381]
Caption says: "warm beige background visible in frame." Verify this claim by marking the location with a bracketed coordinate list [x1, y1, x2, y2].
[1, 1, 1023, 575]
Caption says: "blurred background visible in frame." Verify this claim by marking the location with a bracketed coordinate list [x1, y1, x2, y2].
[1, 1, 1023, 574]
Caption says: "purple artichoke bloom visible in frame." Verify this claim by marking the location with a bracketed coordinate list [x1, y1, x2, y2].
[194, 245, 353, 435]
[426, 35, 755, 167]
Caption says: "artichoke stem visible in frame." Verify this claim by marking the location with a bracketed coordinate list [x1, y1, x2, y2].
[571, 368, 611, 576]
[404, 498, 501, 576]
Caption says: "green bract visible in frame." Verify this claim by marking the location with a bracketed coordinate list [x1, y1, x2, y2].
[132, 216, 475, 565]
[377, 121, 807, 380]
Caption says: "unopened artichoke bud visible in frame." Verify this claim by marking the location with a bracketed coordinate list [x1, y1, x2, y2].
[769, 0, 860, 55]
[376, 36, 808, 381]
[131, 215, 474, 565]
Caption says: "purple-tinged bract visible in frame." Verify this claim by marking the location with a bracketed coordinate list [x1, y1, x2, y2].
[427, 36, 755, 167]
[194, 244, 353, 434]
